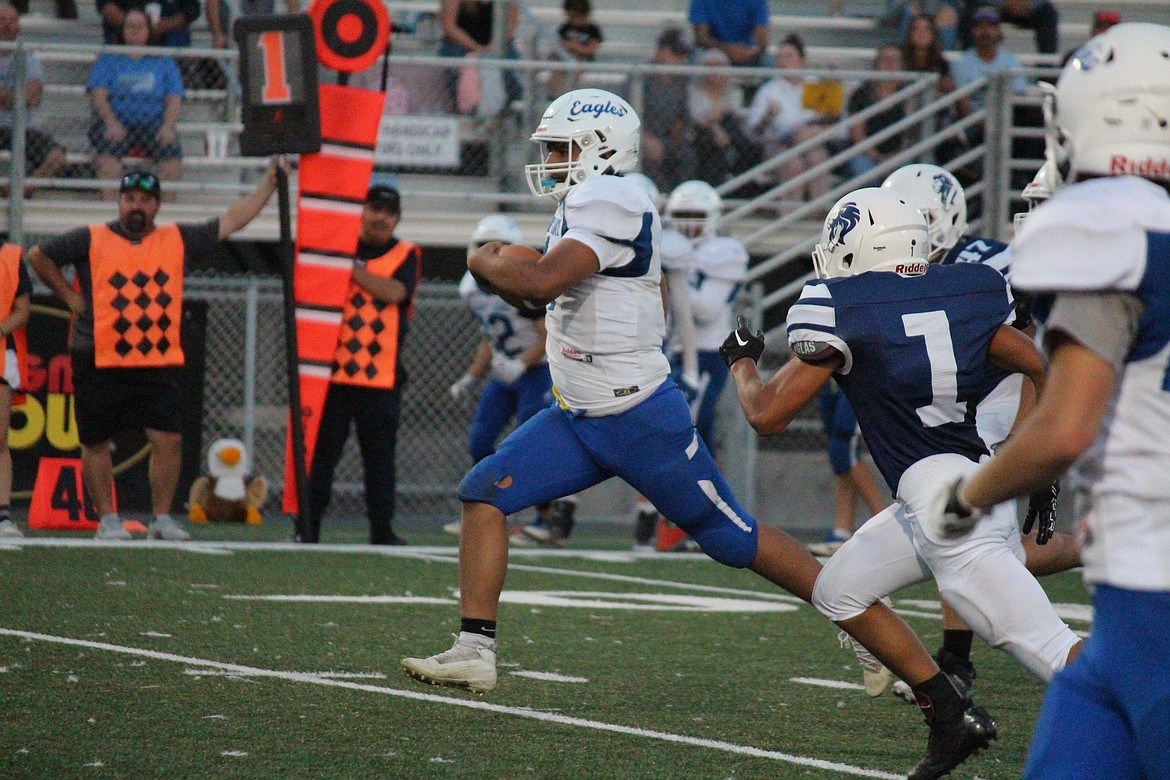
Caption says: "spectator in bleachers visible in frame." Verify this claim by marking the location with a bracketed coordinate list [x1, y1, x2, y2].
[881, 0, 960, 50]
[688, 0, 770, 67]
[0, 3, 67, 192]
[959, 0, 1058, 55]
[844, 44, 908, 183]
[951, 6, 1027, 114]
[11, 0, 77, 19]
[902, 14, 970, 164]
[439, 0, 520, 112]
[87, 9, 184, 200]
[207, 0, 300, 50]
[688, 48, 760, 188]
[642, 28, 696, 194]
[1061, 9, 1119, 66]
[548, 0, 603, 98]
[745, 34, 834, 206]
[97, 0, 200, 48]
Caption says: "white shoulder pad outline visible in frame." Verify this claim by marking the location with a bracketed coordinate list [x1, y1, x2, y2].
[694, 236, 749, 282]
[1012, 178, 1170, 294]
[786, 282, 853, 374]
[564, 176, 650, 244]
[660, 229, 694, 272]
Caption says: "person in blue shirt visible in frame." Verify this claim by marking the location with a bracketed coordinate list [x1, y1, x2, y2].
[86, 9, 184, 199]
[688, 0, 770, 67]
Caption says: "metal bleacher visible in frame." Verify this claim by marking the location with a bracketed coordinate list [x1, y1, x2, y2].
[3, 0, 1165, 252]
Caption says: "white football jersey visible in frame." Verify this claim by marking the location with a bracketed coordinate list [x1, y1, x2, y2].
[459, 271, 544, 362]
[689, 236, 749, 351]
[1012, 176, 1170, 591]
[543, 175, 669, 415]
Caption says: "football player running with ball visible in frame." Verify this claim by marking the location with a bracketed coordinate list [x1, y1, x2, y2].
[928, 23, 1170, 779]
[402, 88, 996, 780]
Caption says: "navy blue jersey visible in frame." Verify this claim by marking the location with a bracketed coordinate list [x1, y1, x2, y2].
[940, 234, 1011, 275]
[941, 234, 1024, 398]
[787, 263, 1014, 494]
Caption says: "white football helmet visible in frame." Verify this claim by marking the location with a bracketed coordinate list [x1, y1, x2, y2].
[525, 89, 641, 199]
[1049, 23, 1170, 183]
[665, 180, 722, 238]
[622, 172, 662, 208]
[469, 214, 523, 254]
[880, 164, 967, 260]
[812, 188, 930, 279]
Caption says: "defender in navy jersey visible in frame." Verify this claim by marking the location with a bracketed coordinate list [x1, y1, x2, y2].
[402, 91, 991, 779]
[875, 164, 1076, 702]
[728, 187, 1087, 778]
[933, 23, 1170, 779]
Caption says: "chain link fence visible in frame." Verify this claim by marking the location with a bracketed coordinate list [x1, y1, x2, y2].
[190, 274, 820, 525]
[192, 276, 491, 525]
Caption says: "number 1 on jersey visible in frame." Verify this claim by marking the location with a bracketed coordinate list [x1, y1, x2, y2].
[903, 310, 967, 427]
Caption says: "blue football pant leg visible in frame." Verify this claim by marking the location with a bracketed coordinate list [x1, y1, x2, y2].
[458, 406, 609, 516]
[692, 351, 729, 454]
[468, 379, 518, 463]
[1026, 585, 1170, 780]
[575, 383, 758, 568]
[514, 364, 553, 426]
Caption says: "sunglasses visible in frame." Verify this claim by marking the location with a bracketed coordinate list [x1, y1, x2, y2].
[121, 172, 160, 192]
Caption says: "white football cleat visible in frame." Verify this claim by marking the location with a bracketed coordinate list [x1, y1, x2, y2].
[401, 632, 497, 694]
[838, 629, 894, 697]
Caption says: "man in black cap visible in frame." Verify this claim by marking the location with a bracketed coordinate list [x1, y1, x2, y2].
[26, 159, 285, 541]
[960, 0, 1060, 54]
[302, 183, 422, 545]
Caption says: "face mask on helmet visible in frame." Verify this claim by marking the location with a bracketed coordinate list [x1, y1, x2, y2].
[525, 89, 641, 199]
[1013, 161, 1059, 233]
[812, 188, 930, 279]
[1048, 23, 1170, 184]
[665, 180, 722, 238]
[880, 164, 967, 261]
[468, 214, 523, 256]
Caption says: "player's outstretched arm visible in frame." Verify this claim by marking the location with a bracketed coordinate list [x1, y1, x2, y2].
[962, 335, 1114, 511]
[724, 319, 835, 436]
[469, 239, 599, 307]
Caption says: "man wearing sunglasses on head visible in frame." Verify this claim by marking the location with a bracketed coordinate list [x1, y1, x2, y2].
[27, 158, 286, 541]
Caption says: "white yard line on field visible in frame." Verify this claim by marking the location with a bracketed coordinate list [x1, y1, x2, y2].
[0, 628, 902, 779]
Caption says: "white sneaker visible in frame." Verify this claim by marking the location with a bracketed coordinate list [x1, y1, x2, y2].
[442, 520, 462, 537]
[95, 515, 132, 541]
[838, 629, 894, 697]
[401, 632, 497, 693]
[149, 514, 191, 541]
[0, 519, 23, 538]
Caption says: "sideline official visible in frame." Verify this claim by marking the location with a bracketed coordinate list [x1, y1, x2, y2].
[27, 160, 285, 541]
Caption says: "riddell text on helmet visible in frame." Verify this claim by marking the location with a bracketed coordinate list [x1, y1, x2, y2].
[1110, 155, 1170, 178]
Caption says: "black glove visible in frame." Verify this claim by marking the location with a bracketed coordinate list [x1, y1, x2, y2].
[1022, 481, 1060, 545]
[720, 315, 765, 368]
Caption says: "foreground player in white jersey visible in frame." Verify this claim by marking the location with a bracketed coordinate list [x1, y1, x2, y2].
[402, 89, 995, 779]
[931, 23, 1170, 778]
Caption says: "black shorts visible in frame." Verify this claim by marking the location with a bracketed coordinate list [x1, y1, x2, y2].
[0, 126, 64, 172]
[71, 351, 182, 445]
